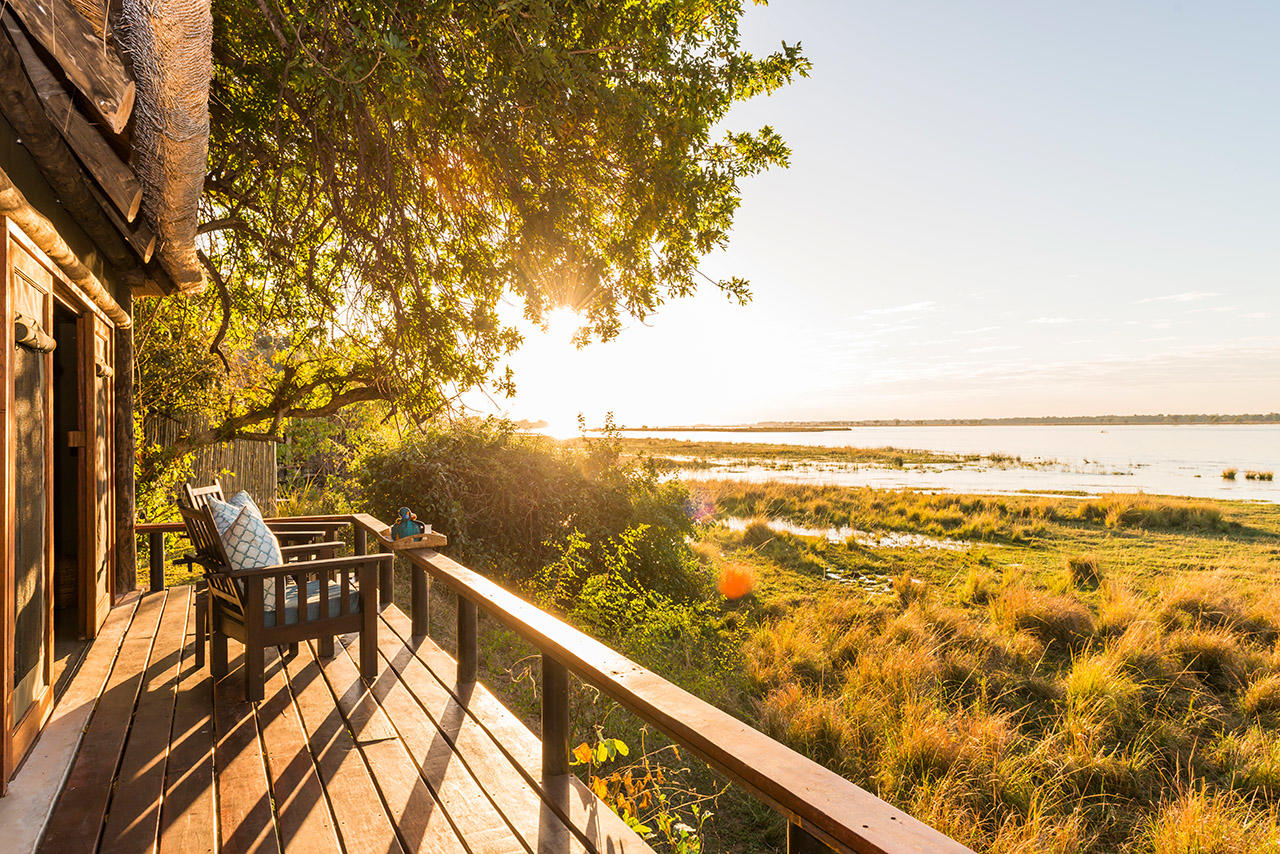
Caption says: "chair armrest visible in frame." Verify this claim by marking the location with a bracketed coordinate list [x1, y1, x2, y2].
[270, 529, 330, 545]
[280, 541, 345, 559]
[230, 552, 393, 579]
[265, 518, 350, 531]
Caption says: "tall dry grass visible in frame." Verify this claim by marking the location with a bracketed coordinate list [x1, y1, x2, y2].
[742, 570, 1280, 851]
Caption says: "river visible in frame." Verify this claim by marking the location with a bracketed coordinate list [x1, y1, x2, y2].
[614, 424, 1280, 502]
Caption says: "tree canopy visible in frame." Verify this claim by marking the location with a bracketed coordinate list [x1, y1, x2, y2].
[137, 0, 808, 455]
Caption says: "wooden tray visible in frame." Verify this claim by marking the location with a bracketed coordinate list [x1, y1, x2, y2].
[381, 528, 448, 550]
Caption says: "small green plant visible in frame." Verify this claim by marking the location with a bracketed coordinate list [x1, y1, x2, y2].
[1245, 470, 1275, 481]
[1223, 468, 1238, 480]
[570, 730, 720, 851]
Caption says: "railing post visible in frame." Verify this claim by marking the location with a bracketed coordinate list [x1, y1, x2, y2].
[456, 598, 477, 683]
[411, 565, 429, 635]
[148, 530, 164, 591]
[353, 523, 367, 556]
[541, 654, 569, 778]
[788, 823, 833, 853]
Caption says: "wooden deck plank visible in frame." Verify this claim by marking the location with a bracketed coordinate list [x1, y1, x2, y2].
[0, 594, 138, 854]
[214, 654, 281, 854]
[100, 588, 191, 853]
[38, 591, 166, 854]
[159, 592, 217, 854]
[340, 634, 527, 854]
[381, 609, 651, 852]
[279, 638, 406, 854]
[308, 636, 469, 854]
[256, 647, 341, 852]
[378, 611, 638, 854]
[381, 608, 652, 853]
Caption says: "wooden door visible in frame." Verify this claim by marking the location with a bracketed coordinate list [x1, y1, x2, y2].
[85, 315, 113, 635]
[3, 228, 56, 778]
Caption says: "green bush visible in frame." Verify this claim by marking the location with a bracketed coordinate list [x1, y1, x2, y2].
[356, 419, 702, 601]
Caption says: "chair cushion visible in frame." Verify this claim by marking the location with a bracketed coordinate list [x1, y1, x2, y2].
[265, 578, 361, 628]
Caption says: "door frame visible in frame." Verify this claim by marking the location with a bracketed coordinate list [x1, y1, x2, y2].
[1, 218, 117, 790]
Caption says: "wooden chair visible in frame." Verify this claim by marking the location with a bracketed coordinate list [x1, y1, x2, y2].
[178, 501, 391, 701]
[182, 479, 346, 545]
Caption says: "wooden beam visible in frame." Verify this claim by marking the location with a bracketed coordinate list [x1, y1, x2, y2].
[88, 178, 154, 260]
[0, 25, 136, 269]
[6, 0, 134, 133]
[0, 163, 131, 327]
[3, 13, 142, 221]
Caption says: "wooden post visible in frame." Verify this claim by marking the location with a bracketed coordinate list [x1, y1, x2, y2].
[788, 823, 833, 853]
[353, 524, 367, 556]
[411, 565, 429, 636]
[148, 531, 164, 592]
[380, 552, 394, 610]
[541, 654, 569, 778]
[114, 289, 136, 596]
[456, 598, 477, 684]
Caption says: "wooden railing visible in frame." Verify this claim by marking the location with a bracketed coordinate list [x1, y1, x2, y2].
[137, 513, 973, 854]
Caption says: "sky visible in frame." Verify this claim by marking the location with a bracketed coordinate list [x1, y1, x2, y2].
[486, 1, 1280, 434]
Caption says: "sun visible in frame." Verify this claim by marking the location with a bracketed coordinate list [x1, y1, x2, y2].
[506, 307, 591, 437]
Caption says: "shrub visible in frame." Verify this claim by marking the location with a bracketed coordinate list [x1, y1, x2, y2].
[959, 565, 1000, 605]
[1066, 554, 1102, 588]
[1159, 575, 1268, 634]
[1219, 728, 1280, 799]
[1144, 788, 1280, 854]
[357, 420, 700, 600]
[740, 519, 775, 548]
[894, 570, 929, 606]
[1223, 468, 1238, 480]
[1064, 654, 1141, 739]
[1078, 495, 1226, 532]
[1242, 674, 1280, 719]
[1168, 628, 1247, 691]
[994, 587, 1094, 652]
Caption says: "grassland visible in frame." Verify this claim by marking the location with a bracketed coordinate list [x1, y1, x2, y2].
[565, 436, 1049, 470]
[692, 480, 1280, 852]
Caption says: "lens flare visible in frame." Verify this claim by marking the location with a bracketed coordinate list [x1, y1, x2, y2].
[718, 563, 754, 600]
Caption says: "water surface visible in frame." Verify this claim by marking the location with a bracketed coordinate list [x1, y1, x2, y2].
[617, 424, 1280, 502]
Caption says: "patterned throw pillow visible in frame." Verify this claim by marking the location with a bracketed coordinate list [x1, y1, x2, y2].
[218, 500, 283, 574]
[206, 496, 242, 535]
[226, 490, 257, 511]
[206, 492, 285, 612]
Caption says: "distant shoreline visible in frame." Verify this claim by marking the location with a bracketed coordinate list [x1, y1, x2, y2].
[611, 413, 1280, 431]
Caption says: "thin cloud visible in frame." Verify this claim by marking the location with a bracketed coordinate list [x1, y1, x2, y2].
[1135, 291, 1221, 304]
[861, 300, 937, 317]
[1030, 316, 1073, 325]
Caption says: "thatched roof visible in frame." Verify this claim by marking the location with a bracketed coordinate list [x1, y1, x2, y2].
[0, 0, 212, 296]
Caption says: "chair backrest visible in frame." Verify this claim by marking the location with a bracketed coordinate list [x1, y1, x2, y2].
[178, 501, 245, 611]
[183, 479, 225, 511]
[178, 501, 231, 569]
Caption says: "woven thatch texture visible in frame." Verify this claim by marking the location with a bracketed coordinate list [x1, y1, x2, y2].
[120, 0, 211, 292]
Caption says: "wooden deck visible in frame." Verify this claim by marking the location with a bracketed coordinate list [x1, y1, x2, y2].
[21, 586, 650, 853]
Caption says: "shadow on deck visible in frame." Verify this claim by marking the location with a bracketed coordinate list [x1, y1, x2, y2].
[19, 587, 645, 853]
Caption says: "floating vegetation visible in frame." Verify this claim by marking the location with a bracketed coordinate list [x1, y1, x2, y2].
[1245, 470, 1274, 481]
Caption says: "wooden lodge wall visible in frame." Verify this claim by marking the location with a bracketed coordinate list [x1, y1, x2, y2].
[144, 418, 278, 513]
